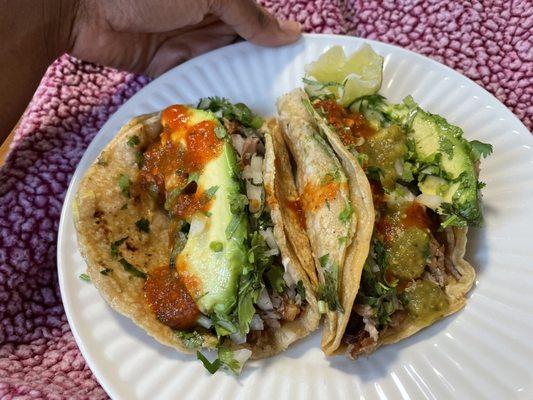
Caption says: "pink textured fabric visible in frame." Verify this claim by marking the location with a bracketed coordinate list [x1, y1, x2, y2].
[0, 1, 531, 398]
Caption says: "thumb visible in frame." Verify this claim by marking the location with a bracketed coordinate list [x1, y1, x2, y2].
[209, 0, 301, 46]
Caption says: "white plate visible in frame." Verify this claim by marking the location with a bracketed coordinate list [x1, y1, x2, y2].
[58, 34, 533, 400]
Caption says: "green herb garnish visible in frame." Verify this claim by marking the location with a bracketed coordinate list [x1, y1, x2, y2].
[135, 218, 150, 233]
[296, 280, 306, 301]
[266, 264, 285, 293]
[204, 186, 219, 199]
[79, 273, 90, 282]
[119, 258, 147, 279]
[118, 174, 132, 198]
[127, 135, 140, 147]
[176, 330, 203, 349]
[110, 236, 128, 259]
[339, 200, 353, 223]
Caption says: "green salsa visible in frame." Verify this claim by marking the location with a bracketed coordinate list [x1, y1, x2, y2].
[404, 280, 448, 319]
[359, 124, 407, 190]
[380, 204, 430, 280]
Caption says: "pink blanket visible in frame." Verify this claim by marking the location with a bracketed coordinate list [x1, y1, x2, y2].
[0, 1, 531, 398]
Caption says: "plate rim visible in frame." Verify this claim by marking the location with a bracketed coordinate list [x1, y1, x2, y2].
[57, 32, 533, 399]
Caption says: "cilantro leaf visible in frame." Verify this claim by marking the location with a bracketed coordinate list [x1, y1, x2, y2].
[118, 174, 132, 198]
[211, 310, 237, 336]
[110, 236, 128, 259]
[100, 268, 113, 276]
[295, 280, 306, 301]
[79, 273, 90, 282]
[135, 151, 144, 168]
[196, 351, 222, 374]
[339, 200, 353, 223]
[439, 136, 454, 159]
[366, 166, 383, 181]
[217, 346, 241, 374]
[127, 135, 140, 147]
[469, 140, 493, 162]
[317, 262, 343, 312]
[265, 265, 286, 293]
[197, 97, 263, 129]
[176, 330, 203, 349]
[205, 186, 219, 199]
[214, 125, 227, 139]
[118, 258, 147, 279]
[135, 218, 150, 233]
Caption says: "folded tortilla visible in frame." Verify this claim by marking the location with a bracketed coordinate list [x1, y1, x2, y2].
[276, 89, 374, 355]
[294, 88, 476, 357]
[73, 111, 319, 359]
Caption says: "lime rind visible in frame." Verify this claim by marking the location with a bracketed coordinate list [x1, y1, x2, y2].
[304, 44, 383, 106]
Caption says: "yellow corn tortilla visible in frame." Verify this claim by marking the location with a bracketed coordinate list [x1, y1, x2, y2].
[73, 111, 319, 359]
[306, 92, 476, 357]
[276, 89, 375, 355]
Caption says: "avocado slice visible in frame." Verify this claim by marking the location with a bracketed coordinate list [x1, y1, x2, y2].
[409, 109, 482, 226]
[174, 110, 247, 316]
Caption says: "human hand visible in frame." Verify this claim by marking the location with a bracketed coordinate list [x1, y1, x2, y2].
[70, 0, 302, 76]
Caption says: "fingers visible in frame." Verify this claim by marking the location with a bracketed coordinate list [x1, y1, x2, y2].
[209, 0, 301, 46]
[144, 21, 238, 76]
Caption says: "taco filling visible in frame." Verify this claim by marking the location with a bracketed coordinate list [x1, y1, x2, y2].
[301, 44, 492, 357]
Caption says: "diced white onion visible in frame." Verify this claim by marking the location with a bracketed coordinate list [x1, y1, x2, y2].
[230, 331, 247, 344]
[283, 270, 295, 287]
[256, 289, 273, 311]
[317, 300, 327, 314]
[246, 181, 262, 213]
[189, 213, 207, 235]
[394, 159, 404, 177]
[363, 317, 379, 342]
[416, 193, 444, 210]
[231, 134, 245, 155]
[242, 165, 253, 180]
[259, 228, 278, 250]
[231, 349, 253, 374]
[250, 314, 264, 331]
[250, 155, 263, 184]
[264, 248, 279, 257]
[197, 315, 212, 329]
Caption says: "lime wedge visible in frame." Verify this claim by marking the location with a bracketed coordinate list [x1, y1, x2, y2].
[304, 44, 383, 106]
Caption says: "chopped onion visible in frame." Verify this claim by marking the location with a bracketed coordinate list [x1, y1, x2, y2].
[231, 349, 253, 374]
[416, 193, 444, 210]
[197, 315, 212, 329]
[250, 314, 264, 331]
[246, 181, 262, 213]
[231, 134, 245, 156]
[189, 213, 207, 235]
[230, 331, 247, 345]
[394, 159, 404, 177]
[259, 228, 278, 250]
[250, 155, 263, 184]
[363, 317, 379, 342]
[264, 248, 279, 257]
[283, 270, 295, 287]
[256, 289, 273, 311]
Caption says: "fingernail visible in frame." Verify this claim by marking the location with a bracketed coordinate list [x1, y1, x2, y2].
[278, 19, 301, 35]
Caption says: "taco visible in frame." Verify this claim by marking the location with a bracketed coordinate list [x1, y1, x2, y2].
[73, 98, 319, 373]
[276, 89, 375, 355]
[289, 44, 492, 358]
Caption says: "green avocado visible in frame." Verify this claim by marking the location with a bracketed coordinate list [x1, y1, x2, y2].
[409, 109, 481, 225]
[178, 112, 247, 316]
